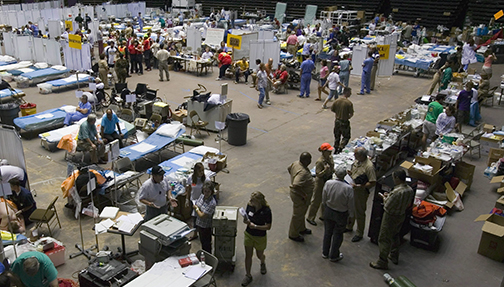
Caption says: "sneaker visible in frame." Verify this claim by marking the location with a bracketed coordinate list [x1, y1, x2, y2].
[245, 81, 249, 84]
[351, 235, 363, 242]
[216, 77, 221, 81]
[322, 254, 328, 259]
[260, 263, 267, 274]
[322, 105, 327, 109]
[159, 79, 164, 81]
[306, 219, 317, 226]
[241, 275, 253, 286]
[298, 95, 304, 98]
[234, 81, 238, 84]
[330, 253, 344, 262]
[357, 92, 364, 95]
[265, 100, 271, 105]
[257, 104, 263, 109]
[300, 228, 312, 235]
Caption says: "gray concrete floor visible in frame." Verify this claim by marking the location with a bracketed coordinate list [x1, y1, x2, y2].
[13, 62, 504, 286]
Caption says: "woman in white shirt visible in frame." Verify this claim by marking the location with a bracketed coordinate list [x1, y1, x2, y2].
[201, 46, 214, 60]
[461, 38, 477, 71]
[322, 66, 345, 109]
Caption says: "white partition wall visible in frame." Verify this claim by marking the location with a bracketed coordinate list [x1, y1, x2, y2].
[16, 36, 33, 60]
[351, 44, 368, 76]
[48, 20, 61, 40]
[2, 33, 15, 56]
[249, 40, 280, 68]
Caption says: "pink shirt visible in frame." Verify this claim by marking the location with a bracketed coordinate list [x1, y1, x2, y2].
[286, 35, 298, 45]
[483, 55, 493, 68]
[320, 66, 329, 78]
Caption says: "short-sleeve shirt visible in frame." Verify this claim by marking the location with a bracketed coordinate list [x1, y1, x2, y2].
[425, 101, 443, 124]
[245, 205, 272, 237]
[327, 72, 341, 90]
[9, 186, 36, 213]
[457, 90, 472, 111]
[187, 175, 210, 201]
[236, 60, 249, 70]
[350, 158, 376, 192]
[101, 114, 120, 135]
[362, 57, 374, 73]
[201, 51, 213, 60]
[195, 194, 216, 228]
[435, 112, 456, 136]
[257, 70, 268, 89]
[78, 120, 98, 141]
[12, 251, 58, 287]
[300, 59, 315, 75]
[331, 97, 353, 120]
[79, 101, 92, 116]
[138, 178, 168, 207]
[319, 66, 329, 79]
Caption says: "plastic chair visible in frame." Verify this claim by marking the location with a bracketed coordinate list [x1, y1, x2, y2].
[193, 250, 218, 287]
[29, 196, 61, 237]
[189, 110, 210, 136]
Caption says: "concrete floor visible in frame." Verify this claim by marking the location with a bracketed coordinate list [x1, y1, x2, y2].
[13, 61, 504, 286]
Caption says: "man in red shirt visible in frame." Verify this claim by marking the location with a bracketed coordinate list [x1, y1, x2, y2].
[128, 38, 137, 74]
[134, 41, 144, 75]
[143, 34, 152, 71]
[272, 64, 288, 91]
[286, 31, 298, 56]
[216, 50, 232, 80]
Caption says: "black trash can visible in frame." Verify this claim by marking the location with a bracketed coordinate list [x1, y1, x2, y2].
[0, 103, 20, 126]
[226, 113, 250, 146]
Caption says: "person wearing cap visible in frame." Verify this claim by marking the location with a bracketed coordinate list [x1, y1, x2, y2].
[139, 166, 178, 222]
[288, 152, 314, 242]
[306, 143, 335, 226]
[321, 165, 354, 262]
[11, 251, 58, 287]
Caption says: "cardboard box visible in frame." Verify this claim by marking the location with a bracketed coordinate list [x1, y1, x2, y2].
[376, 120, 399, 131]
[444, 181, 467, 208]
[484, 124, 495, 133]
[357, 11, 365, 19]
[203, 152, 227, 171]
[487, 148, 504, 167]
[45, 243, 65, 267]
[172, 109, 187, 122]
[491, 176, 504, 189]
[454, 161, 475, 188]
[474, 214, 504, 261]
[400, 156, 442, 185]
[366, 131, 381, 138]
[496, 196, 504, 210]
[481, 136, 504, 155]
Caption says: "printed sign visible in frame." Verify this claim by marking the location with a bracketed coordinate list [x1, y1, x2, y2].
[65, 20, 73, 31]
[227, 34, 242, 50]
[377, 44, 390, 60]
[69, 34, 82, 50]
[495, 10, 504, 20]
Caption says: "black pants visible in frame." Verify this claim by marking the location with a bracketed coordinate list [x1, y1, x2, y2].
[103, 131, 124, 148]
[219, 64, 230, 79]
[235, 68, 250, 83]
[198, 226, 212, 253]
[322, 207, 348, 259]
[145, 205, 168, 222]
[144, 50, 151, 70]
[130, 55, 136, 74]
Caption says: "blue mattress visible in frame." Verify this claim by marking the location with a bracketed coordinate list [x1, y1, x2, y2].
[0, 60, 16, 66]
[21, 68, 69, 80]
[425, 45, 456, 54]
[149, 151, 203, 174]
[47, 75, 93, 87]
[280, 51, 293, 59]
[394, 57, 432, 70]
[0, 88, 23, 99]
[13, 107, 67, 131]
[8, 67, 37, 76]
[119, 124, 185, 161]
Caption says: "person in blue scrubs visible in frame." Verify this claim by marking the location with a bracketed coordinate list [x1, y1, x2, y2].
[358, 51, 374, 95]
[298, 56, 315, 98]
[64, 95, 92, 126]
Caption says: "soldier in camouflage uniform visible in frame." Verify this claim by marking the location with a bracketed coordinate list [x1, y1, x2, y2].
[114, 53, 128, 84]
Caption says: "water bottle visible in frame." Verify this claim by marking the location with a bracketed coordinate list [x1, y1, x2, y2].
[200, 252, 205, 267]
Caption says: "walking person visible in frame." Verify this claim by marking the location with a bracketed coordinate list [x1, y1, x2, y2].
[370, 170, 414, 270]
[307, 143, 335, 226]
[255, 63, 268, 109]
[156, 44, 170, 81]
[241, 192, 272, 286]
[331, 87, 354, 153]
[322, 166, 354, 262]
[370, 47, 380, 90]
[98, 54, 109, 89]
[316, 60, 329, 101]
[288, 152, 314, 242]
[338, 54, 352, 95]
[298, 55, 315, 98]
[322, 66, 345, 109]
[358, 51, 374, 95]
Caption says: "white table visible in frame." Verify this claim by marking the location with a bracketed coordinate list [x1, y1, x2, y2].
[124, 256, 212, 287]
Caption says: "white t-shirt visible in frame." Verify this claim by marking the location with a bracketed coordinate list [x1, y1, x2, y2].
[327, 72, 340, 90]
[471, 88, 478, 103]
[201, 51, 213, 60]
[105, 46, 117, 65]
[461, 43, 477, 65]
[369, 22, 376, 35]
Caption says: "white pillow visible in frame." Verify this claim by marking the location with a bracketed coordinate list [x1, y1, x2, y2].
[51, 65, 68, 71]
[155, 123, 183, 138]
[34, 62, 49, 69]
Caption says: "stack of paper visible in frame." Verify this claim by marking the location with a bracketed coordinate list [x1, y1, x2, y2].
[95, 218, 115, 235]
[115, 212, 143, 233]
[99, 206, 119, 219]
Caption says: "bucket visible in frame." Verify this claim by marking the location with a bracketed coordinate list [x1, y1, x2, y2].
[20, 103, 37, 116]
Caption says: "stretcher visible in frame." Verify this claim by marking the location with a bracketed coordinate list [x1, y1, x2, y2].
[0, 88, 25, 103]
[15, 67, 71, 87]
[0, 55, 16, 66]
[13, 107, 68, 133]
[119, 123, 185, 162]
[38, 117, 136, 152]
[40, 74, 94, 93]
[0, 61, 32, 72]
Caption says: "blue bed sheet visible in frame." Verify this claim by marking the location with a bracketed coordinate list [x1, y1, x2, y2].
[8, 67, 37, 76]
[48, 75, 93, 87]
[21, 68, 69, 80]
[394, 57, 432, 70]
[0, 88, 23, 99]
[280, 51, 293, 59]
[119, 124, 185, 161]
[149, 151, 203, 174]
[0, 60, 16, 66]
[13, 107, 67, 131]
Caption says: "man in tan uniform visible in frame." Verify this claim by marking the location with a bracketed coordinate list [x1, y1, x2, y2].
[370, 169, 414, 270]
[331, 87, 354, 154]
[288, 152, 314, 242]
[346, 147, 376, 242]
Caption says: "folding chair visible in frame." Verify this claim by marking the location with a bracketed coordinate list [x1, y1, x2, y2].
[193, 250, 218, 287]
[29, 196, 61, 237]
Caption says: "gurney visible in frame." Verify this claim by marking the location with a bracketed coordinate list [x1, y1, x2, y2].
[15, 66, 70, 87]
[39, 74, 94, 93]
[119, 123, 185, 162]
[13, 106, 72, 135]
[0, 61, 32, 72]
[0, 88, 25, 104]
[39, 117, 136, 152]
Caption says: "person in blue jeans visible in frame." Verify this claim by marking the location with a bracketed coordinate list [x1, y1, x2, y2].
[358, 51, 374, 95]
[299, 55, 315, 98]
[256, 63, 268, 109]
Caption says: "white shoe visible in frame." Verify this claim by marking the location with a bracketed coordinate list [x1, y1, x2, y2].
[216, 78, 221, 81]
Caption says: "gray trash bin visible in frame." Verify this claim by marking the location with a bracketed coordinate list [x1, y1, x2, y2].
[0, 103, 19, 126]
[226, 113, 250, 146]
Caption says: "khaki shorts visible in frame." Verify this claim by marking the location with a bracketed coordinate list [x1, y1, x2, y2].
[422, 120, 436, 139]
[244, 230, 267, 251]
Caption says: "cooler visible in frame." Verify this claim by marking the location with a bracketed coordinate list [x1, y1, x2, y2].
[44, 243, 65, 267]
[213, 206, 238, 271]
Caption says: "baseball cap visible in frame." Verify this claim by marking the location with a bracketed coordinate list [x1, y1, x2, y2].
[152, 166, 165, 176]
[320, 143, 334, 151]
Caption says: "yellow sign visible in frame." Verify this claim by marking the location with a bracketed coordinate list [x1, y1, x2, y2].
[227, 34, 242, 50]
[68, 34, 82, 50]
[377, 44, 390, 60]
[65, 20, 73, 31]
[495, 10, 504, 20]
